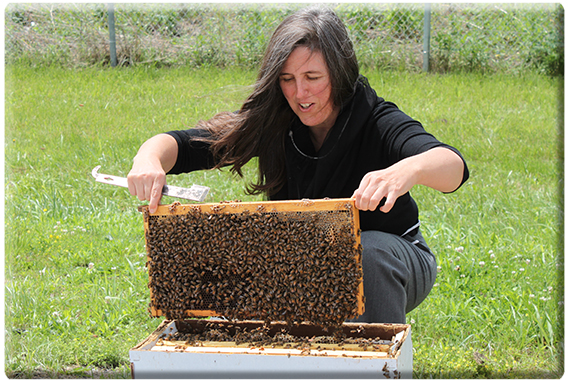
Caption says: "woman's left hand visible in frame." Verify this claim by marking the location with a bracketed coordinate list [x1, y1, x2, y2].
[353, 161, 416, 213]
[352, 147, 465, 213]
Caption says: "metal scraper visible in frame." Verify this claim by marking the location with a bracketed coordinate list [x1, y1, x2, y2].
[91, 165, 209, 202]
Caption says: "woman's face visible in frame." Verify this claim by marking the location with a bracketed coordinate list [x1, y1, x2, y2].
[279, 46, 338, 130]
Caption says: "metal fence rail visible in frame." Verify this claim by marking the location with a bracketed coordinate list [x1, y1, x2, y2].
[5, 3, 563, 75]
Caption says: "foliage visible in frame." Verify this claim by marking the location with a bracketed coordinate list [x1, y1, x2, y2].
[429, 4, 563, 76]
[4, 3, 563, 75]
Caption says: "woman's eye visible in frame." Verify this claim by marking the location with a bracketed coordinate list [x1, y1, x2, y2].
[280, 77, 293, 82]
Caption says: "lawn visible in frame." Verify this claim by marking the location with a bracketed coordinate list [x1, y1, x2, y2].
[4, 66, 563, 378]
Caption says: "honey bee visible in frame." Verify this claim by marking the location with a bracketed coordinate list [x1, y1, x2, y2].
[144, 201, 363, 327]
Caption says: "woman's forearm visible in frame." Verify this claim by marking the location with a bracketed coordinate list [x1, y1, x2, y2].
[127, 133, 179, 213]
[132, 133, 179, 173]
[409, 147, 465, 193]
[353, 146, 465, 212]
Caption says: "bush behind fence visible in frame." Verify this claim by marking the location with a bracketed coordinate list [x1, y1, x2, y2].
[5, 3, 564, 75]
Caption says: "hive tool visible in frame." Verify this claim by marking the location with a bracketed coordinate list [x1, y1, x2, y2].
[91, 165, 209, 202]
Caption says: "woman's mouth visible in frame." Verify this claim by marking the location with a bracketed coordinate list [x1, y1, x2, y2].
[299, 103, 313, 110]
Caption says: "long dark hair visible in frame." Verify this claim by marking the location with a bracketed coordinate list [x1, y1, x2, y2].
[196, 6, 359, 196]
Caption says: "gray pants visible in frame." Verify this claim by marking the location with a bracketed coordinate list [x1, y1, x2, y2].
[349, 229, 437, 324]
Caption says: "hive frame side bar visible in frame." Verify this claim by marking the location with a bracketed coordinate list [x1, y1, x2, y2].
[350, 204, 365, 317]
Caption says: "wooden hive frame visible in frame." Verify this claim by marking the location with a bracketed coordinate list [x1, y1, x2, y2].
[139, 198, 364, 326]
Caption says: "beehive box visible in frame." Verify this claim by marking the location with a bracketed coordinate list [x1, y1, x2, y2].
[129, 319, 413, 378]
[139, 198, 364, 326]
[132, 198, 413, 378]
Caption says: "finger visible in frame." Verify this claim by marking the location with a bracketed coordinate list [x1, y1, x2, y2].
[127, 175, 137, 197]
[358, 179, 388, 211]
[137, 182, 149, 202]
[378, 192, 396, 213]
[350, 190, 358, 200]
[354, 176, 373, 209]
[369, 186, 390, 211]
[148, 180, 164, 213]
[127, 173, 146, 200]
[356, 188, 376, 211]
[352, 189, 362, 208]
[127, 174, 148, 201]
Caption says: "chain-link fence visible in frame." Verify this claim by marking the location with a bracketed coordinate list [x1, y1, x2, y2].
[5, 3, 563, 75]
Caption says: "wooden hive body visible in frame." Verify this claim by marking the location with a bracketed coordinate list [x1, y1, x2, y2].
[130, 319, 413, 379]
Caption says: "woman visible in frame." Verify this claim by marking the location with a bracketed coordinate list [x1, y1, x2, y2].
[127, 6, 469, 323]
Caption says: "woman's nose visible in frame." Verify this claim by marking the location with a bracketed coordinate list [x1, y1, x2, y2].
[295, 79, 308, 98]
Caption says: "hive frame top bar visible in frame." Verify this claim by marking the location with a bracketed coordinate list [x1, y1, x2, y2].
[139, 198, 357, 217]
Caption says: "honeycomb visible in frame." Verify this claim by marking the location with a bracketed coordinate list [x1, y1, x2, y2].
[158, 320, 399, 354]
[140, 198, 363, 327]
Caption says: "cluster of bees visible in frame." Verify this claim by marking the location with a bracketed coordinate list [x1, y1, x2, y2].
[144, 204, 363, 327]
[158, 321, 394, 353]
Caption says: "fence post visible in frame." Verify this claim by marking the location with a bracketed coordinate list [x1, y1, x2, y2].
[422, 3, 431, 72]
[108, 3, 117, 67]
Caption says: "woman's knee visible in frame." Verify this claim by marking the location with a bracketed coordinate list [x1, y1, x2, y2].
[359, 229, 437, 317]
[361, 230, 412, 281]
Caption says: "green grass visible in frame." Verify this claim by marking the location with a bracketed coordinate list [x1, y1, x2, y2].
[5, 66, 562, 378]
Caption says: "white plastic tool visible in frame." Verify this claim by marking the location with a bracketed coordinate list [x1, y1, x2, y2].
[91, 165, 209, 202]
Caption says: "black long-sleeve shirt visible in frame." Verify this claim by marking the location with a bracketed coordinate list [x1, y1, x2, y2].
[166, 76, 469, 236]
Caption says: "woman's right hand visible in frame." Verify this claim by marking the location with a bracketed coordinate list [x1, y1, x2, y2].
[127, 156, 166, 213]
[127, 134, 179, 213]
